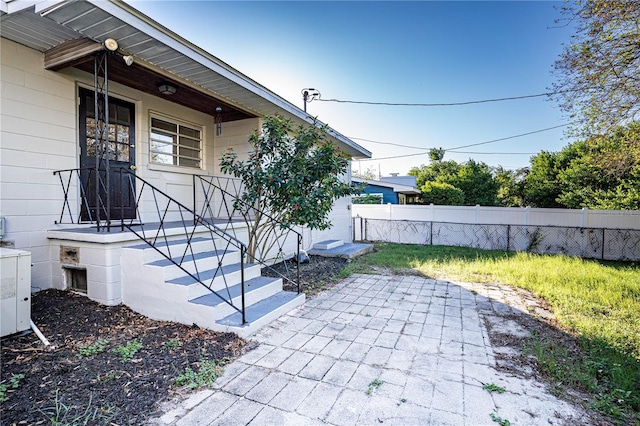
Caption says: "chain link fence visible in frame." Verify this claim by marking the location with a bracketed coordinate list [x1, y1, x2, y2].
[353, 217, 640, 262]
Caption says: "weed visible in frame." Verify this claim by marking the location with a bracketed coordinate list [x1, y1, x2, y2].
[174, 357, 230, 390]
[365, 313, 372, 317]
[0, 374, 25, 402]
[163, 338, 180, 351]
[112, 339, 142, 362]
[77, 339, 109, 357]
[400, 398, 407, 403]
[38, 389, 116, 426]
[489, 413, 511, 426]
[482, 383, 506, 394]
[366, 379, 383, 395]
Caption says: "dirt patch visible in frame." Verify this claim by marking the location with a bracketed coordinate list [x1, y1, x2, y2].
[264, 255, 349, 295]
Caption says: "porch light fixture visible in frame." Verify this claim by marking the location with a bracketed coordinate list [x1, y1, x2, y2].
[123, 55, 134, 66]
[157, 82, 177, 95]
[104, 38, 119, 52]
[215, 107, 223, 136]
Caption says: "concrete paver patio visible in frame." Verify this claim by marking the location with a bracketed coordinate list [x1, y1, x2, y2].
[150, 274, 594, 425]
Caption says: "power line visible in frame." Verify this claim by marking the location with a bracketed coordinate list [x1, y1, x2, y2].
[317, 91, 570, 107]
[446, 124, 568, 150]
[352, 124, 568, 161]
[348, 137, 426, 150]
[447, 151, 538, 155]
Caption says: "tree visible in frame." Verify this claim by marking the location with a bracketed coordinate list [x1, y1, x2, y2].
[429, 147, 445, 162]
[409, 159, 500, 206]
[523, 123, 640, 209]
[420, 181, 464, 206]
[353, 166, 378, 180]
[552, 1, 640, 137]
[494, 166, 528, 207]
[220, 114, 360, 262]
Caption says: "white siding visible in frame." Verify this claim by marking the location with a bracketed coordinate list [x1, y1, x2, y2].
[1, 38, 77, 290]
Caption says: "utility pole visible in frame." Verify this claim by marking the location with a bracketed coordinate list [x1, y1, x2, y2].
[301, 88, 320, 113]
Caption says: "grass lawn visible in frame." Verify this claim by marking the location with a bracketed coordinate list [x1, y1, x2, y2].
[344, 243, 640, 423]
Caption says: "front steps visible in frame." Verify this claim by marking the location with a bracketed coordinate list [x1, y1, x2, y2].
[120, 236, 304, 337]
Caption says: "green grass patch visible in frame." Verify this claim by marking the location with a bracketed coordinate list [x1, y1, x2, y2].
[346, 243, 640, 422]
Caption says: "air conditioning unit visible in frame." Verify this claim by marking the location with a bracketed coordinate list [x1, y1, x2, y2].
[1, 248, 31, 337]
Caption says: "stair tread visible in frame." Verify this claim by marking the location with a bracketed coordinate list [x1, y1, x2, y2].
[189, 276, 280, 306]
[216, 291, 302, 326]
[125, 237, 210, 250]
[148, 249, 237, 267]
[167, 262, 256, 285]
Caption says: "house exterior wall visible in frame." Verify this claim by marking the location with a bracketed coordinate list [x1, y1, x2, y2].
[2, 37, 356, 298]
[1, 37, 77, 291]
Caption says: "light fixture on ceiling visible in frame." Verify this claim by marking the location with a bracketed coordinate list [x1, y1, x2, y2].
[104, 38, 119, 52]
[215, 107, 223, 136]
[157, 82, 177, 95]
[123, 55, 134, 66]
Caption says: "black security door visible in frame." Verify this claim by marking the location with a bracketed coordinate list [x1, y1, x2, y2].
[79, 87, 136, 221]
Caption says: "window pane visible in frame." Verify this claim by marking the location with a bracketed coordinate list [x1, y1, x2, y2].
[179, 126, 200, 138]
[180, 158, 200, 168]
[151, 130, 175, 144]
[179, 136, 200, 149]
[179, 147, 199, 159]
[116, 143, 130, 162]
[152, 153, 174, 165]
[152, 118, 176, 133]
[151, 140, 174, 154]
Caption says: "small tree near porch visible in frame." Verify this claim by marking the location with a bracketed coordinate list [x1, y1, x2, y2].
[220, 114, 361, 263]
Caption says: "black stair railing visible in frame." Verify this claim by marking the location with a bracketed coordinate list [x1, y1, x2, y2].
[53, 168, 249, 323]
[193, 174, 302, 294]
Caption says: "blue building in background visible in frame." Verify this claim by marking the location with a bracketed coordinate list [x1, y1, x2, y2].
[352, 176, 421, 204]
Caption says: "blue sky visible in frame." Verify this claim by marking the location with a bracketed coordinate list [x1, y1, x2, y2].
[130, 1, 574, 176]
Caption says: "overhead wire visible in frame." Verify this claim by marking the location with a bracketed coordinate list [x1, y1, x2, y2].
[352, 124, 568, 161]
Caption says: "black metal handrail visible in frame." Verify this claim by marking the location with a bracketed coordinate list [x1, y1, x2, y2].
[53, 168, 249, 323]
[194, 174, 302, 294]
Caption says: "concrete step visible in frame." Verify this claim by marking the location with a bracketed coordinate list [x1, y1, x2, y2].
[312, 239, 344, 250]
[189, 275, 283, 320]
[146, 249, 241, 280]
[166, 262, 261, 300]
[215, 291, 305, 338]
[123, 237, 224, 263]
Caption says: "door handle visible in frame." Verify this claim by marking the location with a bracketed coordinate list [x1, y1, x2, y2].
[130, 165, 137, 170]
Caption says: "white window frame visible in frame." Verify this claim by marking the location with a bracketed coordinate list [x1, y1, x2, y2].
[149, 114, 203, 169]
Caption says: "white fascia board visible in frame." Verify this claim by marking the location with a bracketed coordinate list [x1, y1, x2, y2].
[352, 177, 420, 194]
[83, 0, 370, 158]
[3, 0, 57, 14]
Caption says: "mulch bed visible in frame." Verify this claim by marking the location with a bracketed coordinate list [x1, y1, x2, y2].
[1, 290, 248, 425]
[1, 255, 348, 425]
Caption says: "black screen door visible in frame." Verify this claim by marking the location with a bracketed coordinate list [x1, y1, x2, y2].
[79, 87, 136, 221]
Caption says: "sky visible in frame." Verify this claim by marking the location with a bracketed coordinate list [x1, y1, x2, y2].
[129, 0, 575, 177]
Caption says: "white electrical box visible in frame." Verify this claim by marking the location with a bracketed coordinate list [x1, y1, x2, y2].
[1, 248, 31, 337]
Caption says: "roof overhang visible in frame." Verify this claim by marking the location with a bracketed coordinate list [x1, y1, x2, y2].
[0, 0, 371, 158]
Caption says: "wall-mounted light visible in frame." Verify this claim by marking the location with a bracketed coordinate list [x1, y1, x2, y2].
[215, 107, 223, 136]
[104, 38, 119, 52]
[157, 82, 177, 95]
[123, 55, 134, 66]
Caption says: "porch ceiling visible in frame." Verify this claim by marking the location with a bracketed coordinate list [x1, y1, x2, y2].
[0, 0, 372, 158]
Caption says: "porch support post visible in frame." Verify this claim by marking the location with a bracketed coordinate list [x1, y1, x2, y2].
[94, 51, 111, 232]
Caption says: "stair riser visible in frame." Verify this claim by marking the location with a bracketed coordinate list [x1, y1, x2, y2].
[184, 264, 262, 300]
[138, 239, 227, 263]
[153, 251, 241, 281]
[191, 278, 284, 321]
